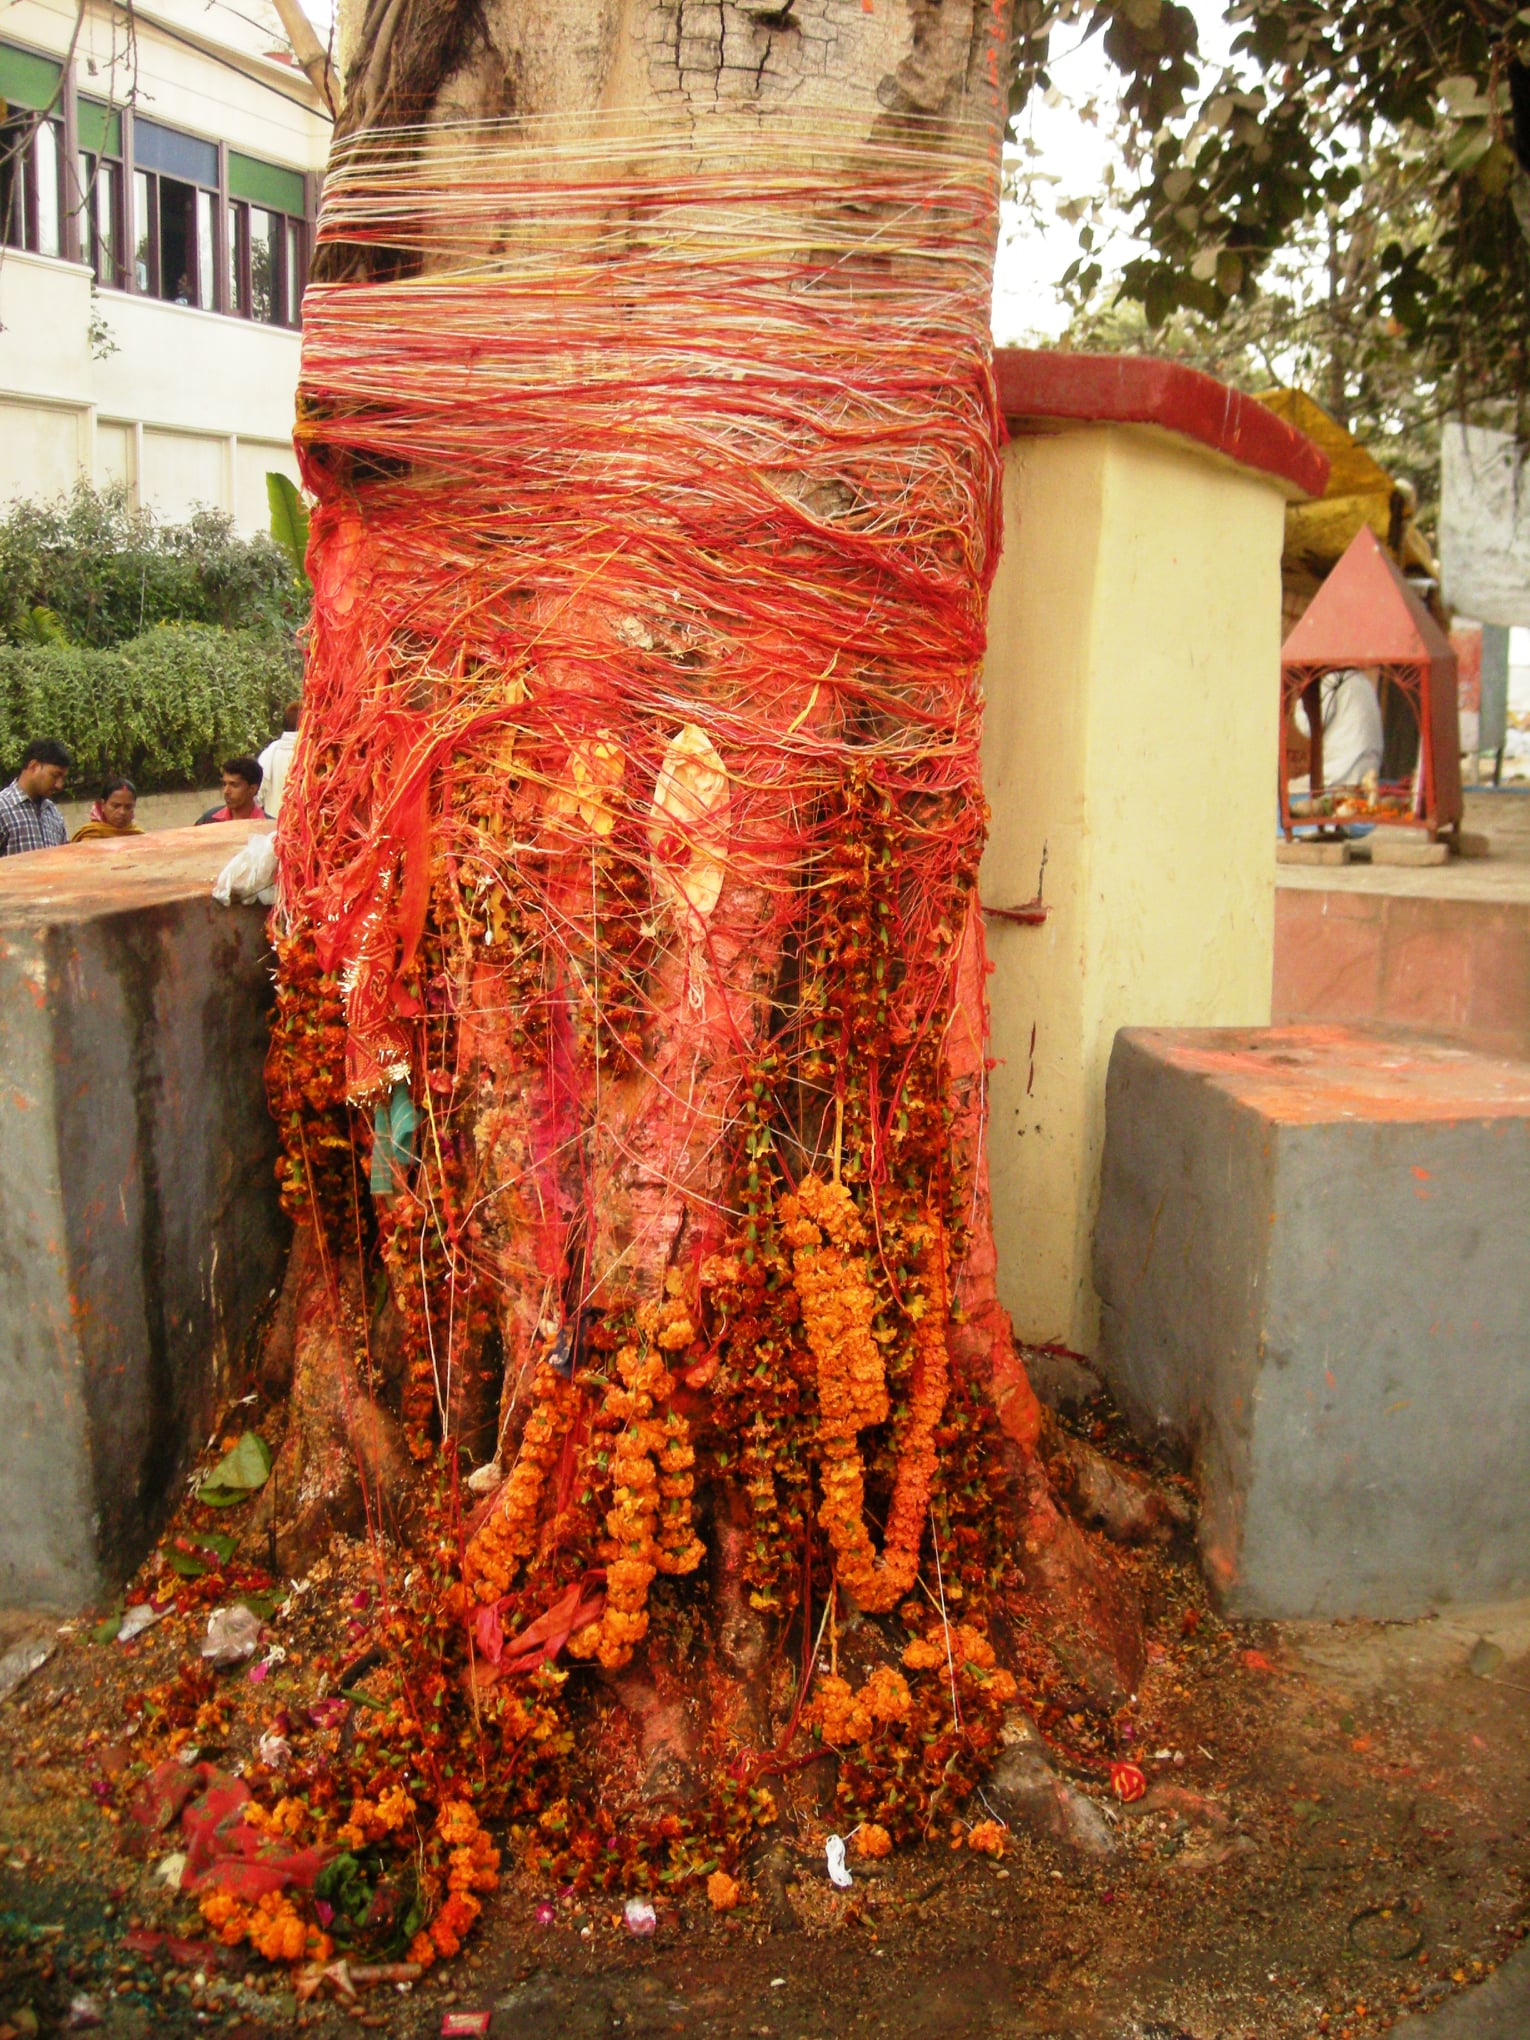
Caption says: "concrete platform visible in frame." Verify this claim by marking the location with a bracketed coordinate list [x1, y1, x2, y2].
[0, 824, 287, 1609]
[1275, 790, 1530, 1061]
[1390, 1941, 1530, 2035]
[1094, 1023, 1530, 1620]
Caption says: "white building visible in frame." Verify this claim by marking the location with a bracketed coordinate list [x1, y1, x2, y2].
[0, 0, 330, 531]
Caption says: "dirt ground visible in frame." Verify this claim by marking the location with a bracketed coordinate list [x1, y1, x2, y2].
[3, 1397, 1528, 2040]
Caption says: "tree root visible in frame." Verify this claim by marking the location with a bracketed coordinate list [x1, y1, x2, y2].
[1042, 1414, 1193, 1548]
[1013, 1468, 1147, 1713]
[255, 1226, 412, 1574]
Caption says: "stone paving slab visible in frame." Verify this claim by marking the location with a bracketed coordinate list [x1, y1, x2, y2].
[1390, 1942, 1530, 2034]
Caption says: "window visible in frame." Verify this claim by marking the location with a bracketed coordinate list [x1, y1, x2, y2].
[228, 153, 307, 327]
[130, 118, 219, 308]
[284, 218, 303, 325]
[77, 100, 124, 288]
[133, 168, 152, 290]
[0, 43, 66, 258]
[0, 39, 313, 321]
[196, 188, 215, 309]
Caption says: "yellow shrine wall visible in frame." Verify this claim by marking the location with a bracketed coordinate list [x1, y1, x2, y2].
[980, 389, 1309, 1356]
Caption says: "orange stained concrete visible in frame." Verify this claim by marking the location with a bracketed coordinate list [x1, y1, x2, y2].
[1130, 1022, 1530, 1125]
[1274, 794, 1530, 1062]
[0, 822, 270, 926]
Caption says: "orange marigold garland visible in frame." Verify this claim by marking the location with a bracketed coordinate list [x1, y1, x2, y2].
[464, 1363, 582, 1603]
[783, 1176, 951, 1613]
[569, 1305, 705, 1670]
[408, 1800, 501, 1966]
[199, 1888, 334, 1965]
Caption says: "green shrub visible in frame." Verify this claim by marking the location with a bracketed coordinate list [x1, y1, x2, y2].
[0, 624, 300, 792]
[0, 483, 306, 648]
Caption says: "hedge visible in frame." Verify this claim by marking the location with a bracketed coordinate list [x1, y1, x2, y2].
[0, 624, 301, 793]
[0, 483, 306, 648]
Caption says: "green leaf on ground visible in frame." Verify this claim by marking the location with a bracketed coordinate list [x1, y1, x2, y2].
[196, 1431, 272, 1507]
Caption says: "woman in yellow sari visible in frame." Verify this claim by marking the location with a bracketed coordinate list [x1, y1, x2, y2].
[72, 777, 142, 842]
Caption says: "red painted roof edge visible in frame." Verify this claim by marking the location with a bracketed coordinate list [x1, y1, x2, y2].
[994, 348, 1329, 501]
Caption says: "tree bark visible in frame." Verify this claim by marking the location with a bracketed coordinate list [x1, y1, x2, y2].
[270, 0, 1143, 1819]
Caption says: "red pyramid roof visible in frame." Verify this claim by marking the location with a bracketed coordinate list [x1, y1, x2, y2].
[1282, 525, 1453, 667]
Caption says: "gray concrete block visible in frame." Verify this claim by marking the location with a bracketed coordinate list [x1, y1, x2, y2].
[0, 827, 288, 1609]
[1094, 1024, 1530, 1620]
[1277, 838, 1351, 865]
[1370, 831, 1449, 864]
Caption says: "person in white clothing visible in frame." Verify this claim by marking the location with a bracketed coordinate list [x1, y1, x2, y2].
[257, 701, 302, 823]
[1291, 667, 1384, 789]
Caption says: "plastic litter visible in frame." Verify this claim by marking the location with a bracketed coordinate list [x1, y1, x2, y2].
[0, 1634, 53, 1701]
[465, 1460, 503, 1494]
[1468, 1637, 1505, 1679]
[66, 1995, 103, 2029]
[154, 1852, 187, 1889]
[201, 1604, 262, 1669]
[117, 1603, 168, 1645]
[441, 2015, 492, 2037]
[825, 1834, 853, 1888]
[212, 829, 278, 907]
[258, 1731, 291, 1769]
[623, 1897, 658, 1936]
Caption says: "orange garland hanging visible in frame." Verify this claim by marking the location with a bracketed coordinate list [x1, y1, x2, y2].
[783, 1175, 952, 1613]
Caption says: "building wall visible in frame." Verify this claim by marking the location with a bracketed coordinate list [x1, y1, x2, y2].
[980, 421, 1287, 1355]
[0, 0, 327, 530]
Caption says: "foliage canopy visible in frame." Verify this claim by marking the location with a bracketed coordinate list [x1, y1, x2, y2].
[0, 484, 308, 650]
[1014, 1, 1530, 427]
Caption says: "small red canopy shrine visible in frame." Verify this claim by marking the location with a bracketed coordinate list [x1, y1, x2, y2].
[1280, 525, 1462, 838]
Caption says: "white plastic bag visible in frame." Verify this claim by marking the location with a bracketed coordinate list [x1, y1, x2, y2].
[825, 1834, 853, 1888]
[212, 828, 278, 907]
[201, 1603, 262, 1667]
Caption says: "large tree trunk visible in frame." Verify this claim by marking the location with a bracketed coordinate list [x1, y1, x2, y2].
[262, 0, 1141, 1906]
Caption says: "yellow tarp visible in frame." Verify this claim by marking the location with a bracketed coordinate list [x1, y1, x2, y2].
[1256, 388, 1435, 582]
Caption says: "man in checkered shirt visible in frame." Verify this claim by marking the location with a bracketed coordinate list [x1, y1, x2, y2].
[0, 738, 72, 856]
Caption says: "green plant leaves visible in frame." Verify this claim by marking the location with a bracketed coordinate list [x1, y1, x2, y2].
[196, 1431, 272, 1508]
[1443, 120, 1494, 174]
[265, 472, 311, 589]
[14, 605, 69, 646]
[0, 481, 306, 649]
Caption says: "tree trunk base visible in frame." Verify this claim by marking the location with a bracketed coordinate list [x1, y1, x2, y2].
[255, 1225, 412, 1574]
